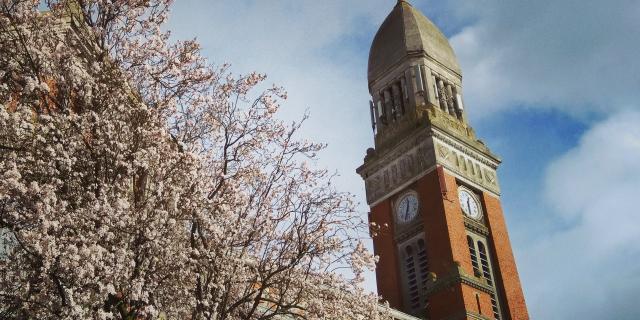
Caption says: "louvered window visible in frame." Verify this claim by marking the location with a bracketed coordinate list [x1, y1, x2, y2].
[400, 235, 430, 316]
[478, 242, 500, 319]
[478, 242, 493, 286]
[417, 239, 429, 294]
[467, 233, 503, 320]
[467, 236, 480, 277]
[404, 245, 420, 309]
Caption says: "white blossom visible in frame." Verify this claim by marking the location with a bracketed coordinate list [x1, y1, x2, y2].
[0, 1, 388, 319]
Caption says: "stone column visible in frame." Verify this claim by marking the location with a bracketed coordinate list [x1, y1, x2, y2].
[454, 87, 466, 121]
[437, 79, 449, 112]
[400, 76, 408, 114]
[412, 65, 426, 107]
[446, 84, 456, 116]
[425, 69, 438, 107]
[430, 74, 440, 108]
[392, 82, 402, 116]
[369, 100, 377, 132]
[383, 88, 393, 121]
[451, 86, 463, 119]
[405, 69, 417, 113]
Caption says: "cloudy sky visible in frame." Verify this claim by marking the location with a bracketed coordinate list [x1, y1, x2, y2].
[168, 1, 640, 318]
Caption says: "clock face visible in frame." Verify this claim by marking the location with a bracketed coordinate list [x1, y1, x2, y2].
[396, 193, 419, 223]
[459, 189, 481, 219]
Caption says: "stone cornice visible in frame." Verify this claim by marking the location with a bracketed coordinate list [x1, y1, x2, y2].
[433, 133, 502, 196]
[464, 218, 490, 236]
[429, 126, 500, 168]
[441, 311, 492, 320]
[358, 130, 432, 181]
[369, 51, 462, 93]
[423, 264, 496, 298]
[395, 223, 425, 243]
[358, 122, 502, 205]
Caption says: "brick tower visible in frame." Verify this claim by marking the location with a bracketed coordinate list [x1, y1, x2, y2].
[357, 1, 529, 319]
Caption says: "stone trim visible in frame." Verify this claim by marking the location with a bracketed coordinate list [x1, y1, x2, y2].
[464, 218, 490, 236]
[359, 116, 502, 205]
[367, 165, 438, 207]
[441, 311, 492, 320]
[466, 311, 493, 320]
[369, 50, 462, 92]
[423, 265, 495, 298]
[359, 134, 438, 205]
[432, 129, 499, 169]
[435, 143, 501, 197]
[461, 274, 495, 295]
[441, 311, 470, 320]
[380, 305, 423, 320]
[395, 223, 425, 243]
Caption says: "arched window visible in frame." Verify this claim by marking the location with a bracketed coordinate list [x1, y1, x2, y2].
[417, 239, 429, 292]
[403, 244, 420, 310]
[467, 236, 480, 276]
[400, 235, 430, 316]
[477, 240, 501, 320]
[477, 241, 493, 286]
[466, 233, 502, 320]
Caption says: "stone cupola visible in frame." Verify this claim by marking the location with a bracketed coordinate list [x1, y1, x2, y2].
[368, 0, 461, 88]
[366, 0, 474, 153]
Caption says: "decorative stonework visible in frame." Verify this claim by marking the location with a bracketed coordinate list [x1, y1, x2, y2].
[359, 136, 436, 205]
[426, 106, 469, 138]
[439, 311, 491, 320]
[423, 264, 495, 297]
[432, 129, 501, 195]
[358, 125, 501, 205]
[395, 223, 424, 243]
[431, 130, 498, 169]
[464, 218, 490, 237]
[464, 312, 493, 320]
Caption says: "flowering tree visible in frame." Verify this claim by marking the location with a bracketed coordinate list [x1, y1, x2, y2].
[0, 1, 386, 319]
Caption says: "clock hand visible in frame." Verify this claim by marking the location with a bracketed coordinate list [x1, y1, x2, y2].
[466, 199, 472, 215]
[404, 202, 409, 220]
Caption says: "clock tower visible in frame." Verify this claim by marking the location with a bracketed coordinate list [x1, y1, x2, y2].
[357, 1, 529, 319]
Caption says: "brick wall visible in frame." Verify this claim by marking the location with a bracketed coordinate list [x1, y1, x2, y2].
[482, 193, 529, 320]
[370, 168, 529, 319]
[370, 199, 404, 309]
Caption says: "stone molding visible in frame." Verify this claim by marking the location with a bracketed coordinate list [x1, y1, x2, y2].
[432, 128, 501, 195]
[358, 133, 437, 206]
[431, 129, 498, 169]
[358, 124, 501, 205]
[441, 311, 492, 320]
[464, 218, 490, 237]
[424, 264, 495, 298]
[466, 312, 492, 320]
[395, 223, 425, 243]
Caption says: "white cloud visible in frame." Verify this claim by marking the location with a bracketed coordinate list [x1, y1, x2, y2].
[520, 110, 640, 319]
[545, 111, 640, 221]
[449, 0, 640, 118]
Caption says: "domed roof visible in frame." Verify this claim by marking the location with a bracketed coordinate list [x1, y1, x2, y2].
[368, 0, 461, 85]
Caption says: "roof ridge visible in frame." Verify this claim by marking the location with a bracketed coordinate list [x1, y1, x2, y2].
[398, 0, 409, 54]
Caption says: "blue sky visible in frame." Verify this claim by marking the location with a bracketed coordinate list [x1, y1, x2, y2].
[168, 1, 640, 318]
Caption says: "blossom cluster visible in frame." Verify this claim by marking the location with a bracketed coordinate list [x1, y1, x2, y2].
[0, 1, 388, 319]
